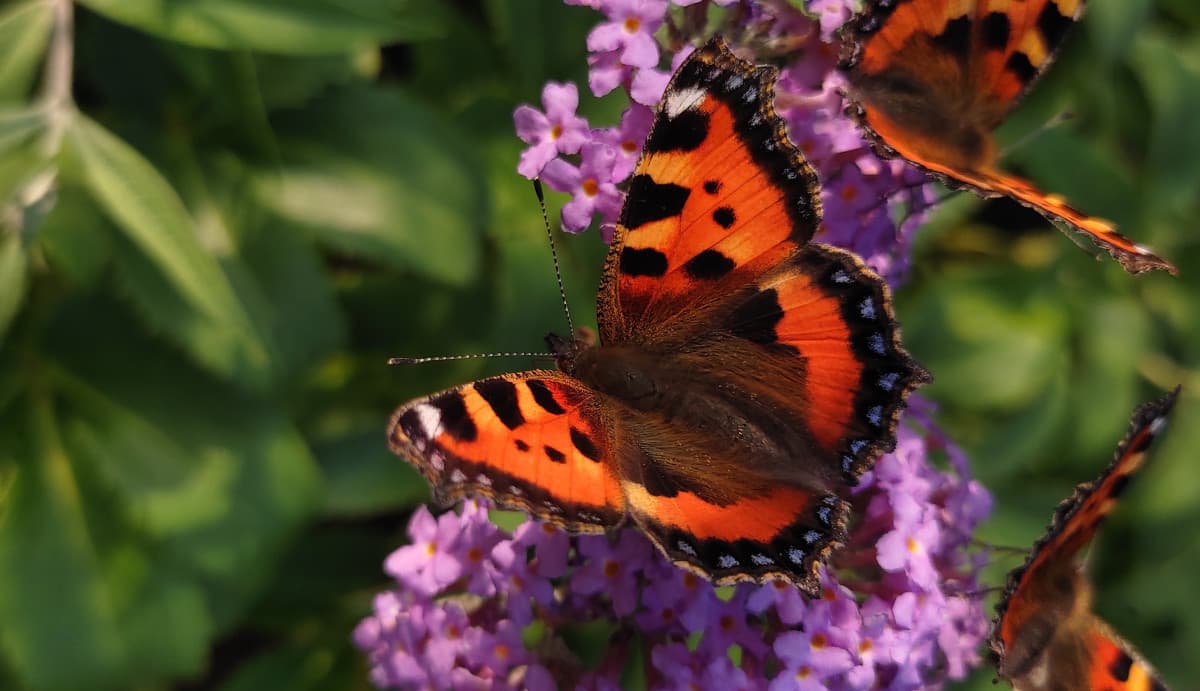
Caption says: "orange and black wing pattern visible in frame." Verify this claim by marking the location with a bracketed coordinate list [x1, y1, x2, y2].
[598, 36, 823, 344]
[593, 37, 929, 593]
[387, 371, 624, 532]
[840, 0, 1175, 275]
[990, 389, 1178, 690]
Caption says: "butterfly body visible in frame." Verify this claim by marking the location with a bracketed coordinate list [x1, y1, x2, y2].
[990, 390, 1177, 691]
[390, 38, 928, 594]
[841, 0, 1175, 274]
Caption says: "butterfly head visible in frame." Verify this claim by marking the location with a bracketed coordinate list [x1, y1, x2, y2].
[545, 326, 597, 375]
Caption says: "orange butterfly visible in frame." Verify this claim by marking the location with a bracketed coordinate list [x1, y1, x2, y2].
[387, 37, 929, 595]
[990, 389, 1178, 690]
[840, 0, 1176, 275]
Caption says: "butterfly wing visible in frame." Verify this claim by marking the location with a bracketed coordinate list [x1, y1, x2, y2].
[593, 38, 928, 593]
[388, 371, 625, 531]
[599, 37, 822, 343]
[1083, 621, 1170, 691]
[991, 389, 1178, 689]
[841, 1, 1175, 274]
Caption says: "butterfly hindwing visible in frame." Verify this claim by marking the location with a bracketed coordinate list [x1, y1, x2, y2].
[990, 389, 1178, 690]
[388, 371, 625, 531]
[841, 0, 1175, 275]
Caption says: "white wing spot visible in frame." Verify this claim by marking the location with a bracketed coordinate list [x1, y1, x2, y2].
[475, 474, 492, 487]
[788, 547, 806, 564]
[817, 506, 832, 525]
[450, 469, 467, 483]
[414, 403, 441, 440]
[751, 553, 775, 566]
[664, 87, 705, 118]
[833, 270, 852, 284]
[428, 451, 445, 471]
[850, 439, 867, 454]
[725, 74, 745, 91]
[677, 540, 697, 557]
[718, 554, 740, 569]
[1150, 416, 1167, 434]
[842, 455, 853, 472]
[804, 530, 822, 544]
[509, 486, 524, 497]
[869, 333, 886, 355]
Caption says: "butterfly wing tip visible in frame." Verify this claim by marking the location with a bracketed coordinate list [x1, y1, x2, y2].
[1117, 246, 1177, 276]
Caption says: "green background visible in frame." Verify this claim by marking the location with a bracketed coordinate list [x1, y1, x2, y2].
[0, 0, 1197, 689]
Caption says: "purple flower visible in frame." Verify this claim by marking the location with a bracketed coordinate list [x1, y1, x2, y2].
[515, 81, 591, 179]
[875, 497, 942, 591]
[571, 529, 653, 616]
[541, 141, 624, 233]
[586, 0, 668, 69]
[383, 505, 463, 596]
[594, 104, 655, 182]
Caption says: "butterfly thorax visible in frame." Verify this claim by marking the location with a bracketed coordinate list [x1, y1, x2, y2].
[568, 341, 840, 501]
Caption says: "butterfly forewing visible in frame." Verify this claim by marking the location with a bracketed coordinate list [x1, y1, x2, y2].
[600, 39, 821, 345]
[388, 371, 625, 531]
[991, 389, 1178, 690]
[841, 0, 1175, 274]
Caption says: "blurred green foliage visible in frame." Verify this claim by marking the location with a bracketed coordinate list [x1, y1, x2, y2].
[0, 1, 1196, 689]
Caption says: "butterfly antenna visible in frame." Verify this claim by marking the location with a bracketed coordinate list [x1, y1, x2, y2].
[534, 179, 575, 337]
[389, 352, 554, 365]
[999, 110, 1075, 159]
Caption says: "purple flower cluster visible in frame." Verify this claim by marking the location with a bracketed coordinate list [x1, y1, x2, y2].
[514, 0, 934, 283]
[356, 403, 992, 689]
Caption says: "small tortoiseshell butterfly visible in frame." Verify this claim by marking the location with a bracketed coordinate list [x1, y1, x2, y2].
[840, 0, 1176, 275]
[387, 37, 929, 595]
[990, 388, 1178, 690]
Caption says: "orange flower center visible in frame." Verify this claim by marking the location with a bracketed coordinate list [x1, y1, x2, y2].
[624, 17, 640, 32]
[603, 559, 620, 578]
[796, 665, 813, 680]
[906, 536, 921, 554]
[551, 124, 563, 140]
[811, 632, 828, 650]
[467, 547, 484, 563]
[582, 178, 600, 197]
[621, 139, 638, 153]
[859, 639, 873, 654]
[840, 184, 859, 201]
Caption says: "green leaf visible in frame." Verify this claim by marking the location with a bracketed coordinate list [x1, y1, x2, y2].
[254, 86, 486, 286]
[0, 0, 53, 103]
[1131, 32, 1200, 217]
[77, 0, 445, 55]
[33, 183, 112, 288]
[1084, 0, 1153, 64]
[0, 107, 49, 209]
[317, 424, 428, 516]
[0, 297, 325, 688]
[0, 227, 26, 344]
[0, 400, 128, 690]
[60, 114, 274, 387]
